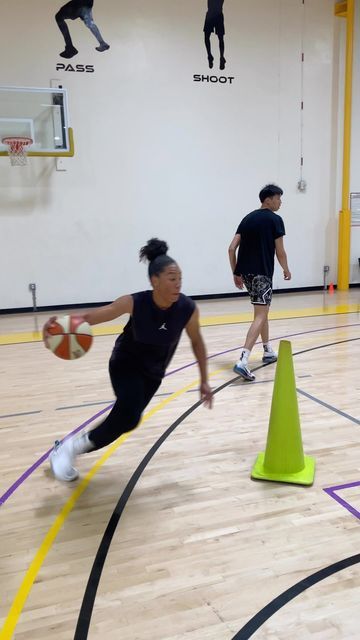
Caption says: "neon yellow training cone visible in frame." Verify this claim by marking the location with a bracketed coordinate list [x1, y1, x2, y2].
[251, 340, 315, 485]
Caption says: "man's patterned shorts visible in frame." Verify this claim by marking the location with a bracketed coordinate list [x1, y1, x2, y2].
[242, 274, 273, 306]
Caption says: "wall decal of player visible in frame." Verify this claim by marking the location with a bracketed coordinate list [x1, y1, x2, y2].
[203, 0, 226, 70]
[55, 0, 110, 59]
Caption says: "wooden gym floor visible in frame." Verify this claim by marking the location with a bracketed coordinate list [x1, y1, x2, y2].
[0, 290, 359, 639]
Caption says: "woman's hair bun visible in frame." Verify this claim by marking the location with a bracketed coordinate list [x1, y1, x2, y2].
[139, 238, 168, 263]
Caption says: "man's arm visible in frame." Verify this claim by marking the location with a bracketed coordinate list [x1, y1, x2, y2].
[228, 233, 240, 272]
[275, 237, 291, 280]
[185, 307, 213, 408]
[228, 233, 244, 289]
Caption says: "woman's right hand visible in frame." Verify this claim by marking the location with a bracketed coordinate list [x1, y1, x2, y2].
[42, 316, 57, 348]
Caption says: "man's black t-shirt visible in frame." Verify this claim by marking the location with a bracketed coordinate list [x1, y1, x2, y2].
[234, 208, 285, 278]
[110, 291, 195, 381]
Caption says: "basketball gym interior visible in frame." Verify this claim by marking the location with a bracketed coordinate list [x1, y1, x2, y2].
[0, 1, 359, 639]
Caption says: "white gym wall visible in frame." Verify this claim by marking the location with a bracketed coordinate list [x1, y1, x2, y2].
[0, 0, 359, 309]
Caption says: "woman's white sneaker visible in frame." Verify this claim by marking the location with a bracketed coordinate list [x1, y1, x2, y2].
[49, 439, 79, 482]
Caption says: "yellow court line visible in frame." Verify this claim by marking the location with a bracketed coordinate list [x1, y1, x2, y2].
[0, 323, 126, 346]
[0, 304, 358, 346]
[200, 303, 359, 326]
[0, 366, 228, 640]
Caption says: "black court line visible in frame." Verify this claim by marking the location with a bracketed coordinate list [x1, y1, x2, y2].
[73, 336, 359, 639]
[56, 402, 115, 411]
[231, 553, 360, 639]
[230, 374, 312, 388]
[297, 388, 360, 425]
[0, 410, 42, 420]
[74, 369, 269, 639]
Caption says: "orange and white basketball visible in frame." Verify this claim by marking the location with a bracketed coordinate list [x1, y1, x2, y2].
[45, 315, 93, 360]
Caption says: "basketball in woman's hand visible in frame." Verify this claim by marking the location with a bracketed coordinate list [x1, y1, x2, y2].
[45, 315, 93, 360]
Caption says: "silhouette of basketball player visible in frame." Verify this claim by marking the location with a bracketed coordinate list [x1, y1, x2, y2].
[56, 0, 110, 59]
[203, 0, 226, 70]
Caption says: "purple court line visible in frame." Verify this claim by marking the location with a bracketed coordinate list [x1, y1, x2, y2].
[0, 322, 359, 507]
[324, 481, 360, 521]
[0, 406, 112, 506]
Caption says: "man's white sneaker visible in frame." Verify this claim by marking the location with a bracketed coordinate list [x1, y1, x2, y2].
[49, 439, 79, 482]
[262, 349, 277, 364]
[233, 362, 256, 381]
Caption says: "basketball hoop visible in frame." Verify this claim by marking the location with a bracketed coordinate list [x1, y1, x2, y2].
[1, 136, 33, 166]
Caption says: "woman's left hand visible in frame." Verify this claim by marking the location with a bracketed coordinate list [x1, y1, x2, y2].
[200, 382, 213, 409]
[42, 316, 57, 349]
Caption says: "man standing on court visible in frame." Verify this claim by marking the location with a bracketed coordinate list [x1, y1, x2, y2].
[228, 184, 291, 381]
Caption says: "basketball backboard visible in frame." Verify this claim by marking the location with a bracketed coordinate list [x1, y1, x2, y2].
[0, 86, 74, 157]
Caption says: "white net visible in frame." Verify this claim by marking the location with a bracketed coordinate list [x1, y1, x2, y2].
[2, 137, 33, 166]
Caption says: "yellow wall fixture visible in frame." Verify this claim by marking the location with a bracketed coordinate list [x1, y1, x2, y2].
[27, 127, 75, 157]
[335, 1, 348, 17]
[335, 0, 354, 290]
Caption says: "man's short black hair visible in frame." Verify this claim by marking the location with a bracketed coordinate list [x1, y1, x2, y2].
[259, 184, 283, 203]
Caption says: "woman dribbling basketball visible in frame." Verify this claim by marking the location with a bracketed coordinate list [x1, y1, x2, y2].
[43, 238, 213, 481]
